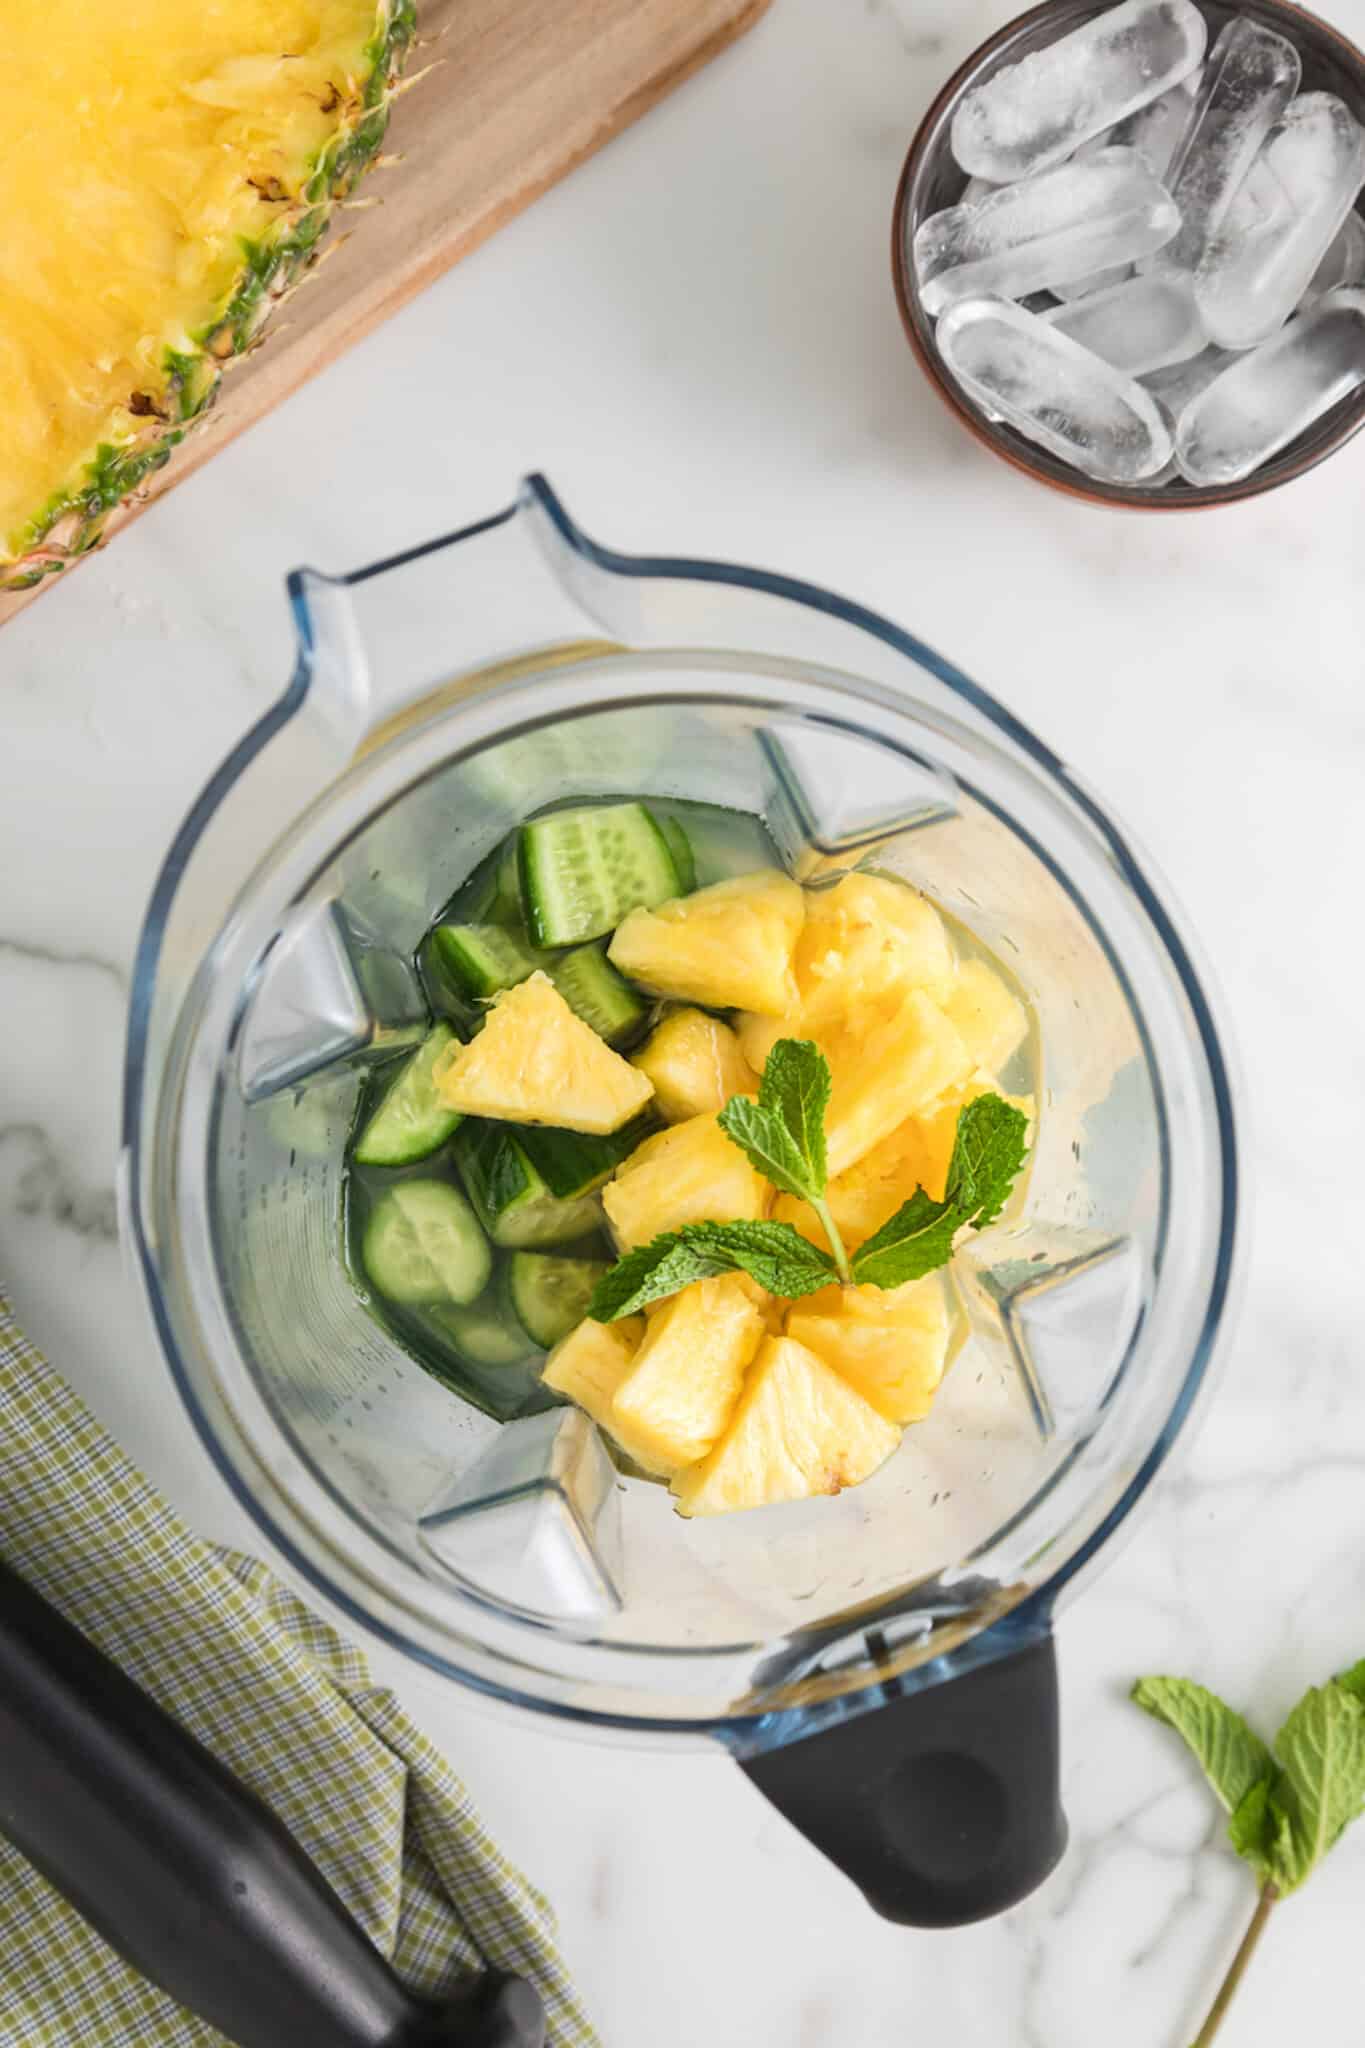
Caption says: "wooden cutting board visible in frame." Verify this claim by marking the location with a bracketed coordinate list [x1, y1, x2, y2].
[0, 0, 769, 627]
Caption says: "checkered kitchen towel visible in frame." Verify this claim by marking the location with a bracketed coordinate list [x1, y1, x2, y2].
[0, 1288, 598, 2048]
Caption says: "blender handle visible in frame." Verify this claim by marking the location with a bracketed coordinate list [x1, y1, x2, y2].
[741, 1628, 1066, 1927]
[0, 1559, 544, 2048]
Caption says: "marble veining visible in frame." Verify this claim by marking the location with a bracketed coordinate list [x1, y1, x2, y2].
[3, 1, 1365, 2042]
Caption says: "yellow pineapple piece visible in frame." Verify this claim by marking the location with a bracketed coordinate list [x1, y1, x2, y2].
[610, 1275, 765, 1473]
[908, 1068, 1035, 1203]
[942, 960, 1028, 1074]
[608, 872, 805, 1016]
[672, 1336, 900, 1517]
[541, 1316, 670, 1473]
[786, 1277, 950, 1424]
[823, 988, 972, 1179]
[795, 874, 955, 1029]
[434, 974, 653, 1134]
[630, 1009, 757, 1123]
[733, 1011, 795, 1074]
[773, 1113, 942, 1251]
[601, 1113, 770, 1250]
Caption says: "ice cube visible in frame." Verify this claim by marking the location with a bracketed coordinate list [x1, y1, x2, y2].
[1141, 345, 1241, 422]
[1196, 95, 1365, 349]
[1150, 18, 1301, 278]
[1175, 286, 1365, 485]
[951, 0, 1207, 184]
[1081, 69, 1201, 180]
[1052, 261, 1135, 304]
[1045, 273, 1206, 376]
[915, 147, 1180, 316]
[936, 294, 1175, 483]
[1302, 207, 1365, 307]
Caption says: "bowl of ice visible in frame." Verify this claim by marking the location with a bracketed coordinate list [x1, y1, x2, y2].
[893, 0, 1365, 506]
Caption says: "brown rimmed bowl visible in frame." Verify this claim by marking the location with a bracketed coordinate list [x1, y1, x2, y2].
[892, 0, 1365, 508]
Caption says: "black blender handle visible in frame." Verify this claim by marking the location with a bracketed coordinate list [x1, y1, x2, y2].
[0, 1558, 544, 2048]
[741, 1629, 1066, 1926]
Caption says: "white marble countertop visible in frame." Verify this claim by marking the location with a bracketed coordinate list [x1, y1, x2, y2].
[4, 2, 1365, 2041]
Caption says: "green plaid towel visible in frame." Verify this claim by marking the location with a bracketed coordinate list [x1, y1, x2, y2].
[0, 1288, 598, 2048]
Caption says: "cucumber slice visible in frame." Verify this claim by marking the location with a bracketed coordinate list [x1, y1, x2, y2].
[361, 1181, 492, 1306]
[548, 945, 649, 1048]
[452, 1121, 607, 1249]
[422, 1280, 537, 1368]
[515, 1115, 653, 1198]
[659, 815, 697, 894]
[352, 1025, 462, 1167]
[428, 922, 543, 1001]
[518, 802, 681, 947]
[508, 1252, 610, 1349]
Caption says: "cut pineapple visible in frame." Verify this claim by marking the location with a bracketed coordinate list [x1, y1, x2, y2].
[823, 988, 972, 1179]
[434, 973, 654, 1134]
[0, 0, 414, 587]
[733, 1011, 793, 1075]
[610, 1275, 765, 1473]
[608, 872, 805, 1016]
[601, 1113, 770, 1250]
[942, 960, 1029, 1074]
[541, 1315, 669, 1474]
[786, 1277, 950, 1424]
[673, 1336, 900, 1517]
[794, 874, 955, 1028]
[630, 1009, 757, 1123]
[774, 1114, 942, 1251]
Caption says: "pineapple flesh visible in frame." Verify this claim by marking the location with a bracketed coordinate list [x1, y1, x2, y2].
[601, 1112, 770, 1250]
[608, 872, 805, 1016]
[786, 1277, 950, 1425]
[1, 0, 414, 587]
[822, 987, 973, 1179]
[611, 1275, 766, 1473]
[630, 1009, 757, 1123]
[794, 873, 955, 1028]
[541, 1316, 668, 1474]
[434, 973, 655, 1134]
[672, 1335, 901, 1518]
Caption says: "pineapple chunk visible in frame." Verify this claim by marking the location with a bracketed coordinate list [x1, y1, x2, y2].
[541, 1316, 667, 1470]
[786, 1277, 950, 1424]
[795, 874, 955, 1029]
[733, 1011, 794, 1075]
[673, 1336, 900, 1517]
[773, 1114, 942, 1251]
[611, 1275, 766, 1472]
[602, 1113, 770, 1249]
[630, 1009, 756, 1123]
[823, 988, 972, 1179]
[434, 973, 653, 1134]
[942, 960, 1028, 1074]
[608, 872, 805, 1016]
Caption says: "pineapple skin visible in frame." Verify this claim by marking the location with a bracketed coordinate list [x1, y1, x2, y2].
[1, 0, 417, 590]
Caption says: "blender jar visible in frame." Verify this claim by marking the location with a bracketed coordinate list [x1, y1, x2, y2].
[122, 476, 1239, 1925]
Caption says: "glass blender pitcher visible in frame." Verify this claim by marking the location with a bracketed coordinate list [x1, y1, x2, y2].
[122, 475, 1239, 1926]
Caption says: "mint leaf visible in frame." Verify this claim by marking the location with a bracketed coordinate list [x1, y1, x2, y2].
[1227, 1779, 1279, 1883]
[944, 1092, 1030, 1231]
[850, 1188, 961, 1288]
[1335, 1658, 1365, 1703]
[588, 1233, 729, 1321]
[681, 1220, 837, 1299]
[759, 1039, 829, 1195]
[717, 1095, 816, 1204]
[1266, 1677, 1365, 1892]
[1130, 1677, 1275, 1819]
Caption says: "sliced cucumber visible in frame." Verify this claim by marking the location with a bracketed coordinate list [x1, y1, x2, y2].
[352, 1025, 462, 1167]
[515, 1115, 653, 1198]
[549, 944, 649, 1048]
[452, 1121, 607, 1249]
[518, 802, 681, 947]
[659, 814, 697, 894]
[361, 1181, 492, 1305]
[508, 1252, 610, 1349]
[428, 922, 543, 1001]
[421, 1279, 537, 1368]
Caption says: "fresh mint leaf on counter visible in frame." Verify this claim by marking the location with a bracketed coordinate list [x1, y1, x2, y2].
[1132, 1658, 1365, 2045]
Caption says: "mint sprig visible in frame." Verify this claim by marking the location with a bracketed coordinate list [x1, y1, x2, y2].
[590, 1037, 1029, 1323]
[1133, 1661, 1365, 2044]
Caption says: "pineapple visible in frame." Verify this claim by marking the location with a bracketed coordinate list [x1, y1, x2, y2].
[541, 1316, 669, 1475]
[610, 1275, 765, 1473]
[942, 960, 1028, 1074]
[773, 1113, 942, 1251]
[434, 973, 654, 1134]
[794, 874, 955, 1029]
[630, 1009, 757, 1123]
[823, 987, 972, 1179]
[786, 1277, 950, 1424]
[1, 0, 414, 589]
[733, 1011, 792, 1074]
[608, 872, 805, 1016]
[672, 1336, 900, 1517]
[601, 1113, 770, 1250]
